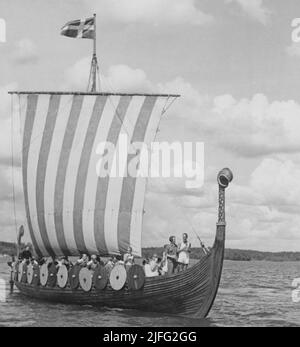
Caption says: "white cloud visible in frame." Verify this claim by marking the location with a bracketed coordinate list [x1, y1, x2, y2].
[225, 0, 271, 25]
[0, 82, 17, 119]
[162, 88, 300, 158]
[104, 65, 154, 93]
[63, 58, 154, 92]
[0, 83, 27, 242]
[62, 56, 91, 91]
[286, 42, 300, 57]
[13, 38, 39, 64]
[145, 165, 300, 251]
[85, 0, 214, 26]
[211, 94, 300, 156]
[64, 58, 300, 157]
[156, 80, 300, 157]
[0, 83, 21, 165]
[250, 158, 300, 208]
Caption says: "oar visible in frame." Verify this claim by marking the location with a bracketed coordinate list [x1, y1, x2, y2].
[189, 224, 209, 255]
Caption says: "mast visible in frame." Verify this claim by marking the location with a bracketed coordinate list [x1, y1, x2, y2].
[88, 13, 99, 92]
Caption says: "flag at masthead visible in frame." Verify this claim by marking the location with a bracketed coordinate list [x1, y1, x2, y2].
[61, 13, 99, 92]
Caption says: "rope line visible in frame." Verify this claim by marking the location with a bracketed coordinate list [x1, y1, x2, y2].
[10, 94, 19, 239]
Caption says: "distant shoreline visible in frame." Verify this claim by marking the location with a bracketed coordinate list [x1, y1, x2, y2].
[0, 241, 299, 262]
[143, 247, 300, 262]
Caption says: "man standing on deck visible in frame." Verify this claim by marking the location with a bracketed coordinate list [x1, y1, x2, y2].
[165, 236, 178, 275]
[177, 233, 191, 271]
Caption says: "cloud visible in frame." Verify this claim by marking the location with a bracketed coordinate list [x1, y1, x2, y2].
[63, 58, 154, 92]
[0, 82, 24, 242]
[211, 94, 300, 157]
[223, 158, 300, 248]
[225, 0, 271, 25]
[286, 42, 300, 57]
[85, 0, 214, 26]
[13, 38, 39, 64]
[160, 87, 300, 158]
[0, 83, 21, 166]
[64, 59, 300, 159]
[250, 158, 300, 208]
[104, 65, 154, 93]
[62, 56, 91, 91]
[145, 164, 300, 251]
[0, 82, 17, 118]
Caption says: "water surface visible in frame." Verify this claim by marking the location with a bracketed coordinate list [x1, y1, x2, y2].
[0, 258, 299, 327]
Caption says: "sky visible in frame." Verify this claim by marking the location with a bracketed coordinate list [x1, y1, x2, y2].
[1, 0, 300, 251]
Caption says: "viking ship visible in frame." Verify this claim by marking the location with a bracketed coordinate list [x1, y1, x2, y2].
[8, 14, 233, 318]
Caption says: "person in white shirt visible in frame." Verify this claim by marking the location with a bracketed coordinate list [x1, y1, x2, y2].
[177, 233, 191, 271]
[143, 256, 159, 277]
[143, 259, 152, 277]
[149, 254, 159, 276]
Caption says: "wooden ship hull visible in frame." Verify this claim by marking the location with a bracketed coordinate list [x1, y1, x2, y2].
[14, 222, 225, 318]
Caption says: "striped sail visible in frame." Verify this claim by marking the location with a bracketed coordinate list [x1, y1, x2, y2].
[16, 92, 178, 258]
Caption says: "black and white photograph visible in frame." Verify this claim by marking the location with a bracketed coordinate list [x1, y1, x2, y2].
[0, 0, 299, 329]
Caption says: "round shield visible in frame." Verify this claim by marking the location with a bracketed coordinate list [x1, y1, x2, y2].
[21, 263, 28, 283]
[32, 265, 40, 286]
[17, 262, 23, 282]
[109, 265, 127, 291]
[57, 265, 68, 288]
[69, 265, 81, 290]
[47, 263, 57, 287]
[93, 265, 108, 290]
[27, 264, 34, 284]
[40, 263, 49, 286]
[79, 268, 92, 292]
[127, 264, 145, 291]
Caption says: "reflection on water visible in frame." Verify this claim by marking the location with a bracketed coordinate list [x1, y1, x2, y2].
[0, 258, 299, 327]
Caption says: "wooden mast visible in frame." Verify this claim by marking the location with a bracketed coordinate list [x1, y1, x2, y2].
[88, 13, 99, 92]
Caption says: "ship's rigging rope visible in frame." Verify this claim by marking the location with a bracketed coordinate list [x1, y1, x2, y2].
[10, 94, 19, 239]
[97, 63, 101, 92]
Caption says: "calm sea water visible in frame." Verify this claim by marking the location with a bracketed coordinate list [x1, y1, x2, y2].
[0, 257, 299, 327]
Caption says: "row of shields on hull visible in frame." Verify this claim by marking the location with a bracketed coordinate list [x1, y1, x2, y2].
[15, 262, 146, 292]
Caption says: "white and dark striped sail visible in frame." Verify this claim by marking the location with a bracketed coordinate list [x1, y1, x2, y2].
[13, 92, 178, 258]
